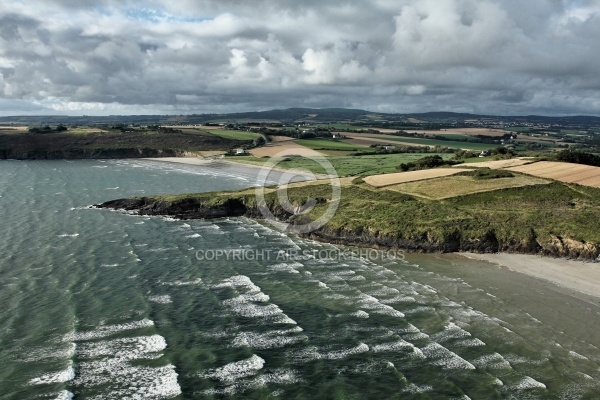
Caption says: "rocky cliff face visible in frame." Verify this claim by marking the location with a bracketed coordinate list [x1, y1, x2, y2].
[96, 197, 600, 261]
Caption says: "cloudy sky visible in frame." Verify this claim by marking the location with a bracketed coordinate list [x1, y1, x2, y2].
[1, 0, 600, 116]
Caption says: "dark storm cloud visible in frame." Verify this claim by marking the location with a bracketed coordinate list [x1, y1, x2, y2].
[1, 0, 600, 115]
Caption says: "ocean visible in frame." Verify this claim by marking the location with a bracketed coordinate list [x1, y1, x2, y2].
[1, 159, 599, 399]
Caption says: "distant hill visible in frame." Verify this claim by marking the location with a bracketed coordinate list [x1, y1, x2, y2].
[1, 108, 600, 128]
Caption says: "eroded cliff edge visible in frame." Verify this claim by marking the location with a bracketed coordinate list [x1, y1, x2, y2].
[96, 182, 600, 261]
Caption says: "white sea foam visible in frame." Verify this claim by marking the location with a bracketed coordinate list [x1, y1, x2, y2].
[29, 365, 75, 385]
[317, 281, 329, 289]
[74, 361, 181, 399]
[403, 384, 433, 394]
[368, 287, 401, 296]
[456, 338, 486, 347]
[200, 369, 301, 397]
[471, 353, 512, 370]
[421, 343, 476, 370]
[322, 343, 370, 360]
[77, 335, 167, 360]
[216, 276, 297, 325]
[431, 323, 472, 343]
[202, 355, 265, 383]
[355, 293, 405, 318]
[186, 233, 202, 238]
[224, 292, 270, 305]
[54, 390, 74, 400]
[65, 319, 155, 341]
[70, 322, 181, 399]
[513, 376, 547, 390]
[58, 233, 79, 238]
[380, 296, 416, 304]
[148, 295, 173, 304]
[349, 310, 370, 319]
[267, 262, 303, 274]
[212, 275, 261, 293]
[162, 278, 203, 287]
[569, 351, 589, 360]
[229, 303, 287, 319]
[371, 340, 415, 353]
[100, 263, 120, 268]
[232, 328, 306, 350]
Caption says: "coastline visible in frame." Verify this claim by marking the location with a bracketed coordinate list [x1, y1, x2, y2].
[142, 156, 333, 180]
[101, 157, 600, 296]
[459, 252, 600, 300]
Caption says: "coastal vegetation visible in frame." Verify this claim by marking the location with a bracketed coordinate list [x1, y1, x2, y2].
[98, 176, 600, 260]
[0, 127, 247, 160]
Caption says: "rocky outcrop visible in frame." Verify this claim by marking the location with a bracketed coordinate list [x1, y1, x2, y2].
[97, 197, 249, 220]
[96, 197, 600, 261]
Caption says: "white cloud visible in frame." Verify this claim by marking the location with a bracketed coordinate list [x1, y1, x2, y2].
[0, 0, 600, 115]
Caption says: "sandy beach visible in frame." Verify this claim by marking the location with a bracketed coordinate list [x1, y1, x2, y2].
[461, 252, 600, 299]
[143, 156, 333, 180]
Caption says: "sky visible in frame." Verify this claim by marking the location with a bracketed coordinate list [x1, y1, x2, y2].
[1, 0, 600, 116]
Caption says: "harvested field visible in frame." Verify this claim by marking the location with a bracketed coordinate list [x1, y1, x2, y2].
[386, 175, 550, 200]
[249, 140, 324, 158]
[507, 161, 600, 188]
[405, 128, 508, 137]
[0, 126, 28, 133]
[455, 158, 535, 169]
[363, 168, 471, 187]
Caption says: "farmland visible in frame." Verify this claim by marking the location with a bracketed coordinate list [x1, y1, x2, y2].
[342, 132, 499, 151]
[232, 153, 455, 177]
[295, 138, 372, 152]
[507, 161, 600, 188]
[455, 158, 535, 169]
[363, 168, 471, 187]
[248, 139, 324, 158]
[386, 174, 550, 199]
[202, 129, 263, 141]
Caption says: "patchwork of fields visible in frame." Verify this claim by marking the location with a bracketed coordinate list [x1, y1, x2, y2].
[385, 174, 551, 200]
[363, 168, 471, 187]
[506, 161, 600, 188]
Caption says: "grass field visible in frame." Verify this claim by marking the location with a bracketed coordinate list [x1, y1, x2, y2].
[295, 138, 371, 151]
[386, 174, 550, 199]
[381, 136, 499, 151]
[230, 153, 455, 177]
[205, 129, 262, 141]
[343, 132, 498, 151]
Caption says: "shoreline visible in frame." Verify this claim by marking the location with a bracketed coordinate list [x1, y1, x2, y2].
[142, 156, 333, 181]
[458, 252, 600, 300]
[111, 157, 600, 298]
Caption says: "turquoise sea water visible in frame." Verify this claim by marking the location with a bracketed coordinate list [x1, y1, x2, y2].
[1, 159, 600, 399]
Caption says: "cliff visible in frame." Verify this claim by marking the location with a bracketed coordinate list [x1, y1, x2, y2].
[96, 182, 600, 261]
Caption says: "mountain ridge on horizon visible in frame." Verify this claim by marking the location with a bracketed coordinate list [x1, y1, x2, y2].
[1, 108, 600, 127]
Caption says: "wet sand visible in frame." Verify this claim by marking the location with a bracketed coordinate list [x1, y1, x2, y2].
[461, 253, 600, 299]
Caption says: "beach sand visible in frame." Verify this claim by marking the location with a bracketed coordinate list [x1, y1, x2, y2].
[143, 157, 333, 180]
[461, 252, 600, 299]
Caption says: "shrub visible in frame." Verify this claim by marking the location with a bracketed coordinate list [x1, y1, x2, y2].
[556, 150, 600, 167]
